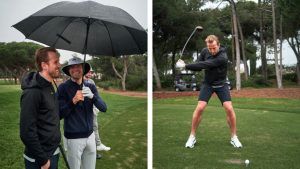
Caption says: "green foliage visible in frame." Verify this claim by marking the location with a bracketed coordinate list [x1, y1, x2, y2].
[126, 74, 147, 91]
[242, 75, 272, 88]
[153, 96, 300, 169]
[0, 42, 42, 83]
[89, 55, 147, 91]
[96, 80, 113, 90]
[160, 74, 174, 88]
[283, 73, 297, 82]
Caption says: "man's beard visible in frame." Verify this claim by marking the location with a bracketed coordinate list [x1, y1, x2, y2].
[49, 69, 60, 78]
[208, 48, 219, 55]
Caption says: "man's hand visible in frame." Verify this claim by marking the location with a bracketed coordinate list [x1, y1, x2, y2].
[176, 59, 186, 69]
[41, 160, 50, 169]
[72, 90, 84, 104]
[82, 86, 94, 99]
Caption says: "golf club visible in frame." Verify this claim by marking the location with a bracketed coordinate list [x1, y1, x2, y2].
[59, 144, 71, 169]
[180, 26, 204, 58]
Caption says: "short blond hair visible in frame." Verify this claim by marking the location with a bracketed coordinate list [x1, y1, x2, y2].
[205, 35, 220, 45]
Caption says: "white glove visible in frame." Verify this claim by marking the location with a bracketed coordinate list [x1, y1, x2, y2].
[82, 86, 94, 99]
[176, 59, 186, 69]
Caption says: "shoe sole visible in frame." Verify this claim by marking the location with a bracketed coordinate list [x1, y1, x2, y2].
[185, 140, 196, 148]
[230, 141, 242, 148]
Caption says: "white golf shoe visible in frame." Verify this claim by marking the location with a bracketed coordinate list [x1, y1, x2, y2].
[97, 144, 111, 151]
[185, 135, 196, 148]
[230, 135, 242, 148]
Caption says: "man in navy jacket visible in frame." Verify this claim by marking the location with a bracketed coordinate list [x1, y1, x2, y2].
[176, 35, 242, 149]
[58, 57, 107, 169]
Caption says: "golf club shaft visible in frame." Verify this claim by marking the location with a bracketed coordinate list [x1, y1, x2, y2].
[180, 28, 198, 58]
[59, 144, 70, 169]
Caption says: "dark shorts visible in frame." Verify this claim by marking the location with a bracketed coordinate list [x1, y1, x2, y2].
[198, 83, 231, 104]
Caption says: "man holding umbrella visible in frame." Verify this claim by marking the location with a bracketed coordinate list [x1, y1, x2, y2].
[58, 57, 107, 169]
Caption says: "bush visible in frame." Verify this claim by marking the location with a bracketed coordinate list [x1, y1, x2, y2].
[242, 76, 272, 88]
[96, 81, 113, 90]
[283, 73, 297, 82]
[126, 74, 147, 91]
[160, 74, 174, 88]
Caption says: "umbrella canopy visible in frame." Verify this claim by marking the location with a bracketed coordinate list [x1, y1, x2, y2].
[12, 1, 147, 56]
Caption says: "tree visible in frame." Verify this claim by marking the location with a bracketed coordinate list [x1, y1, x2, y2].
[111, 56, 129, 91]
[278, 0, 300, 85]
[271, 0, 283, 88]
[0, 42, 42, 84]
[153, 0, 205, 88]
[89, 54, 147, 91]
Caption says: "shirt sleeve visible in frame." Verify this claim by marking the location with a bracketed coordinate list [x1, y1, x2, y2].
[20, 89, 48, 167]
[186, 50, 228, 71]
[90, 84, 107, 112]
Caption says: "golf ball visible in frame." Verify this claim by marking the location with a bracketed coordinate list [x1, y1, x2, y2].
[245, 159, 250, 165]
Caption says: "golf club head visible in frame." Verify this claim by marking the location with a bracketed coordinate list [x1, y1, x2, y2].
[196, 26, 203, 32]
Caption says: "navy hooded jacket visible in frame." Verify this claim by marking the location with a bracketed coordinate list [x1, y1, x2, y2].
[185, 46, 228, 86]
[58, 79, 107, 139]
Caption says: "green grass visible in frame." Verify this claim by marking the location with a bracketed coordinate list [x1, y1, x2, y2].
[0, 85, 146, 169]
[153, 96, 300, 169]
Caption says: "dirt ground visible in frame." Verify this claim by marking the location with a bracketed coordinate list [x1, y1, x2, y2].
[153, 88, 300, 99]
[101, 88, 147, 98]
[101, 88, 300, 99]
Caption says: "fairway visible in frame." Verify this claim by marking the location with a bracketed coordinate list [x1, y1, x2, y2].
[153, 96, 300, 169]
[0, 85, 146, 169]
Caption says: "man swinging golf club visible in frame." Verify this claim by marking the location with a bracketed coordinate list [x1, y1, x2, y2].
[176, 35, 242, 148]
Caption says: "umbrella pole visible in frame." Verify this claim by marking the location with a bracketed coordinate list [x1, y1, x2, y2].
[81, 18, 91, 89]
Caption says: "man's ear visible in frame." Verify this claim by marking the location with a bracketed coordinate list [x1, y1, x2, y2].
[41, 62, 48, 71]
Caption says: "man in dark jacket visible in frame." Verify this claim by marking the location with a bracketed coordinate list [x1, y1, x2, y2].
[176, 35, 242, 149]
[20, 47, 61, 169]
[58, 57, 107, 169]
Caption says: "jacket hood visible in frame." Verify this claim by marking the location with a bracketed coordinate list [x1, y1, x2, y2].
[21, 72, 51, 90]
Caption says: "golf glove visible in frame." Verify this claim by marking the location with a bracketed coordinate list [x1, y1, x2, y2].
[176, 59, 186, 69]
[82, 86, 94, 99]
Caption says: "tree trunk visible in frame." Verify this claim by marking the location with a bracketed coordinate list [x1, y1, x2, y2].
[279, 12, 283, 80]
[287, 37, 300, 85]
[297, 63, 300, 85]
[111, 56, 128, 91]
[171, 50, 176, 81]
[259, 0, 268, 82]
[231, 19, 236, 71]
[153, 57, 162, 90]
[230, 0, 241, 90]
[272, 0, 283, 89]
[237, 16, 249, 80]
[250, 55, 256, 76]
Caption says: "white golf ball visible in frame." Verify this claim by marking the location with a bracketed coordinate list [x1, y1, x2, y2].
[245, 159, 250, 164]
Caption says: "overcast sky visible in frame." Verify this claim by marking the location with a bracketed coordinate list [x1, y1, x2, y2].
[0, 0, 147, 63]
[0, 0, 297, 66]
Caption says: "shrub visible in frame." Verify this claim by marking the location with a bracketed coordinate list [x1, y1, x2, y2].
[242, 76, 272, 88]
[96, 81, 113, 90]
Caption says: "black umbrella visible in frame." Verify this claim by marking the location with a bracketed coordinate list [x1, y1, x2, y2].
[12, 0, 147, 57]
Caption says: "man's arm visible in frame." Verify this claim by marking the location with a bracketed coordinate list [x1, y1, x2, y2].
[90, 84, 107, 112]
[186, 51, 228, 71]
[20, 89, 48, 167]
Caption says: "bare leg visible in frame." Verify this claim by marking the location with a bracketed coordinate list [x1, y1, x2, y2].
[223, 101, 237, 137]
[190, 101, 207, 136]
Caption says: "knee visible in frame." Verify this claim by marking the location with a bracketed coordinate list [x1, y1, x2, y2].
[193, 102, 206, 116]
[223, 102, 234, 114]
